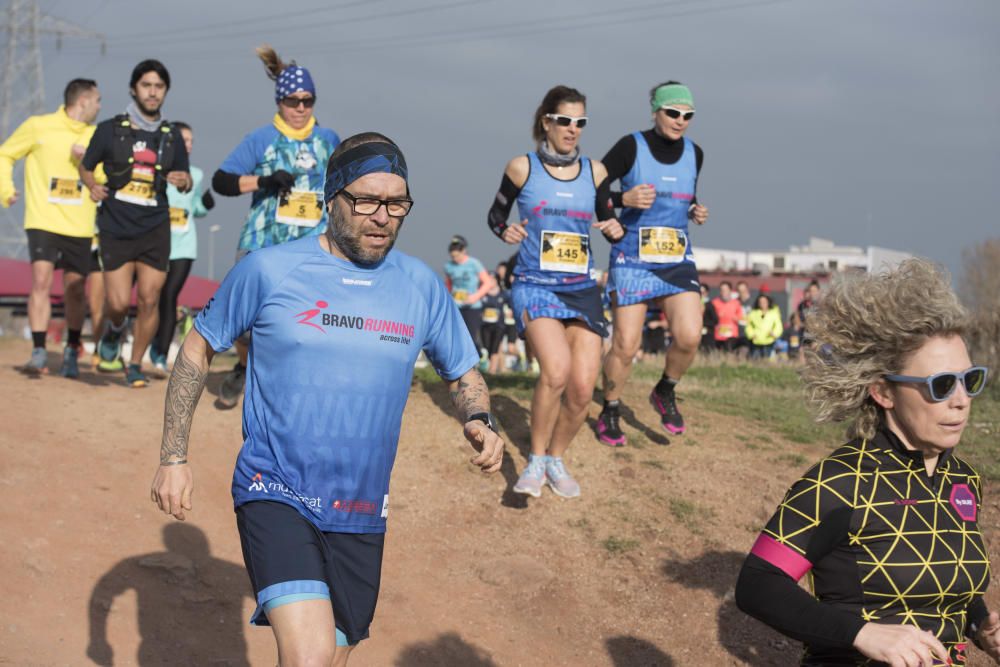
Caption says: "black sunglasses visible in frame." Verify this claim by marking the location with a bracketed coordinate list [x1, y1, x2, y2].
[337, 190, 414, 218]
[660, 106, 695, 121]
[884, 366, 989, 402]
[280, 96, 316, 109]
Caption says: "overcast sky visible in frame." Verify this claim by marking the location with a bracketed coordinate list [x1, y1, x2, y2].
[9, 0, 1000, 282]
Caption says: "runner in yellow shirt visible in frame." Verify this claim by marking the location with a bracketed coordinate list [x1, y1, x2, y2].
[0, 79, 102, 377]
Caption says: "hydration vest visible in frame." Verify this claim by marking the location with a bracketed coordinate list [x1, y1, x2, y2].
[104, 113, 178, 190]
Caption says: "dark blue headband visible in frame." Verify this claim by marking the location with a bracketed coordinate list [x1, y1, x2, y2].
[324, 142, 408, 202]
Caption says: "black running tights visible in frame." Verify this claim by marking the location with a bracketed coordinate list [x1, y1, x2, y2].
[154, 258, 193, 355]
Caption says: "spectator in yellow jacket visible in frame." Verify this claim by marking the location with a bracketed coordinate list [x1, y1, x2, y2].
[745, 294, 783, 360]
[0, 79, 102, 377]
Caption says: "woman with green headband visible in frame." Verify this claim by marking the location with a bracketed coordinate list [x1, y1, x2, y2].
[594, 80, 709, 447]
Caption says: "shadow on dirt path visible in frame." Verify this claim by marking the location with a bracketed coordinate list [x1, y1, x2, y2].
[416, 374, 534, 510]
[660, 550, 793, 666]
[87, 523, 252, 666]
[605, 635, 676, 666]
[393, 632, 497, 666]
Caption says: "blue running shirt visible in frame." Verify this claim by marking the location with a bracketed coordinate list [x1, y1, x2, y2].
[443, 256, 486, 309]
[219, 124, 340, 251]
[194, 237, 479, 532]
[611, 134, 697, 270]
[514, 153, 596, 291]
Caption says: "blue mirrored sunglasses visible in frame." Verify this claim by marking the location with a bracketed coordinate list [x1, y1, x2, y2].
[883, 366, 989, 402]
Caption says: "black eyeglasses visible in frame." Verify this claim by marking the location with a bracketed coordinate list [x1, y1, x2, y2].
[280, 96, 316, 109]
[337, 190, 414, 218]
[660, 106, 695, 121]
[884, 366, 989, 402]
[545, 113, 588, 129]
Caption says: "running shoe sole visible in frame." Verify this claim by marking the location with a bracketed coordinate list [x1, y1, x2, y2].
[595, 419, 626, 447]
[546, 478, 581, 498]
[649, 391, 686, 435]
[21, 365, 49, 376]
[512, 482, 543, 498]
[97, 358, 125, 373]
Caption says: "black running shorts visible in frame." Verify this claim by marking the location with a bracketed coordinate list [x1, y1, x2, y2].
[236, 500, 385, 646]
[99, 222, 170, 272]
[25, 229, 92, 275]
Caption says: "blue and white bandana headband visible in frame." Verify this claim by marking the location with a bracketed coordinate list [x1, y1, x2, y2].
[324, 141, 409, 203]
[275, 65, 316, 103]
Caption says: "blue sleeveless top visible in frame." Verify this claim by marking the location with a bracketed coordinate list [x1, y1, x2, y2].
[611, 133, 697, 270]
[514, 152, 597, 291]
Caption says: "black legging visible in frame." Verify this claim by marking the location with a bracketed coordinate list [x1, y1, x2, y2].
[154, 258, 193, 355]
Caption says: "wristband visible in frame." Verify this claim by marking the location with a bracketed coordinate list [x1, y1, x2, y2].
[160, 459, 188, 466]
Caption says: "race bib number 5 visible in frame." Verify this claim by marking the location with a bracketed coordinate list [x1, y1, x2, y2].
[540, 230, 589, 274]
[639, 227, 687, 264]
[48, 178, 84, 205]
[276, 190, 323, 227]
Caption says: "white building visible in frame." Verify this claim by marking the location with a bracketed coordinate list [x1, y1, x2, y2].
[693, 237, 913, 274]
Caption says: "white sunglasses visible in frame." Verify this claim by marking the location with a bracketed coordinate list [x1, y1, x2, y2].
[545, 113, 588, 129]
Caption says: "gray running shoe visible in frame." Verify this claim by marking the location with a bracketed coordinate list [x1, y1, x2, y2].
[23, 347, 48, 375]
[218, 362, 246, 409]
[513, 455, 548, 498]
[59, 345, 80, 378]
[545, 457, 581, 498]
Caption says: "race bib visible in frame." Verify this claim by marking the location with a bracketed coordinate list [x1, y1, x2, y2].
[483, 307, 500, 323]
[169, 207, 190, 232]
[718, 325, 733, 338]
[452, 289, 469, 304]
[276, 190, 323, 227]
[639, 227, 687, 264]
[115, 178, 157, 206]
[48, 178, 83, 205]
[540, 230, 588, 274]
[789, 335, 800, 347]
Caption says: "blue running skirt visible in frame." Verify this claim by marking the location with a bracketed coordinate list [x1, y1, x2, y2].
[511, 283, 608, 339]
[608, 263, 700, 307]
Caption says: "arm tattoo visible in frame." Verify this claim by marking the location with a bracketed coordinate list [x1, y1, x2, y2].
[160, 350, 209, 463]
[448, 369, 491, 421]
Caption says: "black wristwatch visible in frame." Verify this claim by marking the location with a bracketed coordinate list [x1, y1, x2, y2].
[467, 412, 500, 434]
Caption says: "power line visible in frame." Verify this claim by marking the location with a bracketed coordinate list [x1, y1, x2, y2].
[105, 0, 388, 44]
[103, 0, 491, 48]
[305, 0, 796, 56]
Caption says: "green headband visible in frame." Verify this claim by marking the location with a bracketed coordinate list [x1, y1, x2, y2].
[651, 84, 694, 112]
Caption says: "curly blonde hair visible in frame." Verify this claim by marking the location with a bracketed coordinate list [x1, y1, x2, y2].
[800, 259, 969, 440]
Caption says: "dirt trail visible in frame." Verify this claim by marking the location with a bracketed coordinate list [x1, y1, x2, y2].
[0, 339, 996, 666]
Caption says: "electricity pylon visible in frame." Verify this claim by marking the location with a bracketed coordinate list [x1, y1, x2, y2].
[0, 0, 104, 258]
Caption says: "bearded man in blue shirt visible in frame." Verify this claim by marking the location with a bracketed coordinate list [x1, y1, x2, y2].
[150, 132, 505, 666]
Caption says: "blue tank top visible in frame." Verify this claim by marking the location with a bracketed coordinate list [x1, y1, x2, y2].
[611, 133, 697, 270]
[514, 152, 597, 291]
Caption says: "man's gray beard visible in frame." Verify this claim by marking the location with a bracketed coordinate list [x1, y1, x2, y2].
[326, 206, 399, 265]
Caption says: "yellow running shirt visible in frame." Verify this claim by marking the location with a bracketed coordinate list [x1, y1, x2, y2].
[0, 106, 100, 238]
